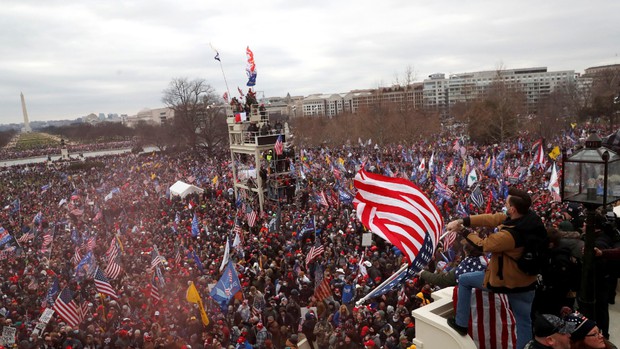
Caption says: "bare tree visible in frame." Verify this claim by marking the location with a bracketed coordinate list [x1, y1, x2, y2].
[162, 77, 218, 150]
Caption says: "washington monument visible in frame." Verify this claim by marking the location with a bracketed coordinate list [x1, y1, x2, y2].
[20, 92, 32, 133]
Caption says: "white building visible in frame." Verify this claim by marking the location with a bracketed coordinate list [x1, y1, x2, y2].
[423, 67, 577, 111]
[125, 107, 174, 127]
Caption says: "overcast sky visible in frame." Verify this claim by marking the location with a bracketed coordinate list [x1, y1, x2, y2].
[1, 0, 618, 125]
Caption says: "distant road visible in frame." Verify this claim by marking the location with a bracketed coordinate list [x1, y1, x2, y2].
[0, 146, 158, 167]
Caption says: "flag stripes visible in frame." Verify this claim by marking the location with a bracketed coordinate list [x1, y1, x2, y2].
[305, 243, 324, 267]
[94, 268, 118, 299]
[313, 276, 332, 302]
[353, 168, 442, 264]
[470, 289, 517, 349]
[53, 288, 82, 328]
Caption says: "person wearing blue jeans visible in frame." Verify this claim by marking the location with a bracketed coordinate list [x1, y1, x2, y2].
[445, 188, 545, 349]
[455, 270, 536, 349]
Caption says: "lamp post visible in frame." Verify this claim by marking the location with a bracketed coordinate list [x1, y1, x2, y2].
[561, 132, 620, 319]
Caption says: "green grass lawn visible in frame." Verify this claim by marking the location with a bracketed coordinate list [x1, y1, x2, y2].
[14, 132, 61, 150]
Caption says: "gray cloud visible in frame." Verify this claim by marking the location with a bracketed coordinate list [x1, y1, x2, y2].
[1, 0, 619, 124]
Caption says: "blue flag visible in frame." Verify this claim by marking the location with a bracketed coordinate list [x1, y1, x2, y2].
[300, 217, 315, 237]
[246, 71, 257, 87]
[191, 250, 204, 271]
[192, 212, 200, 237]
[356, 234, 434, 304]
[342, 284, 355, 304]
[75, 251, 95, 279]
[338, 188, 354, 205]
[45, 277, 60, 307]
[210, 261, 241, 311]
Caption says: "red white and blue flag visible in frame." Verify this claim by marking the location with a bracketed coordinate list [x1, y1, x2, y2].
[53, 288, 82, 328]
[274, 135, 284, 155]
[94, 267, 118, 299]
[354, 168, 442, 265]
[469, 289, 517, 349]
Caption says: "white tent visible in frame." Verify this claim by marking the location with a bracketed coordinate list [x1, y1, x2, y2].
[169, 181, 204, 199]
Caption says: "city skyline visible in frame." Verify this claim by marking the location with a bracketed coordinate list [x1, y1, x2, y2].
[0, 0, 618, 124]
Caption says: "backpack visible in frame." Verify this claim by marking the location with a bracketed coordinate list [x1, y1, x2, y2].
[506, 224, 549, 276]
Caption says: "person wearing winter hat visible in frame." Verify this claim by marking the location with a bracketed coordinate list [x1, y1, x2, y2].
[524, 314, 574, 349]
[563, 313, 614, 349]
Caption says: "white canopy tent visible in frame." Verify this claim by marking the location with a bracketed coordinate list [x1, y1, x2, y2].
[169, 180, 204, 199]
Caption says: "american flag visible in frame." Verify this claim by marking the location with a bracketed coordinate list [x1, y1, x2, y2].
[18, 231, 35, 243]
[353, 168, 442, 264]
[174, 247, 183, 266]
[442, 230, 458, 251]
[150, 276, 161, 303]
[274, 135, 284, 155]
[317, 191, 329, 207]
[105, 238, 119, 262]
[233, 224, 242, 235]
[435, 177, 454, 197]
[150, 249, 166, 271]
[305, 241, 324, 267]
[532, 140, 546, 165]
[82, 236, 96, 252]
[469, 289, 517, 349]
[70, 248, 82, 266]
[470, 185, 485, 209]
[53, 287, 82, 328]
[105, 257, 122, 280]
[42, 231, 53, 245]
[94, 267, 118, 299]
[313, 275, 332, 302]
[246, 209, 257, 228]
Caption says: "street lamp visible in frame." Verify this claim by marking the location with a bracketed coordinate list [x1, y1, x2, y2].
[561, 131, 620, 319]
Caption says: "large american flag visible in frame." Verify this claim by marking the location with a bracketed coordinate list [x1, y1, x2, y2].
[353, 168, 442, 264]
[94, 267, 118, 299]
[53, 288, 82, 328]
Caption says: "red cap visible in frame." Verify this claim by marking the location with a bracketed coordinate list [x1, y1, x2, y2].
[364, 339, 375, 347]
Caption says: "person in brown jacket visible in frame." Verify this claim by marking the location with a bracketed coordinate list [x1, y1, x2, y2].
[446, 187, 545, 349]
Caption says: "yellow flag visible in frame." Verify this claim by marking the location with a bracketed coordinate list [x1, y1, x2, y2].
[186, 281, 209, 326]
[571, 122, 577, 129]
[548, 146, 561, 160]
[212, 176, 219, 185]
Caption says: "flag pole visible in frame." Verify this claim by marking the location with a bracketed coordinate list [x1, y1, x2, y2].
[355, 263, 409, 306]
[210, 43, 231, 99]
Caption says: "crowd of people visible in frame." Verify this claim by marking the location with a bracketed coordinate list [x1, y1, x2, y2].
[0, 124, 618, 349]
[0, 140, 136, 161]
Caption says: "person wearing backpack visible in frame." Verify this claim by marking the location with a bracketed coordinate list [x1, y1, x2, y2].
[445, 187, 546, 349]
